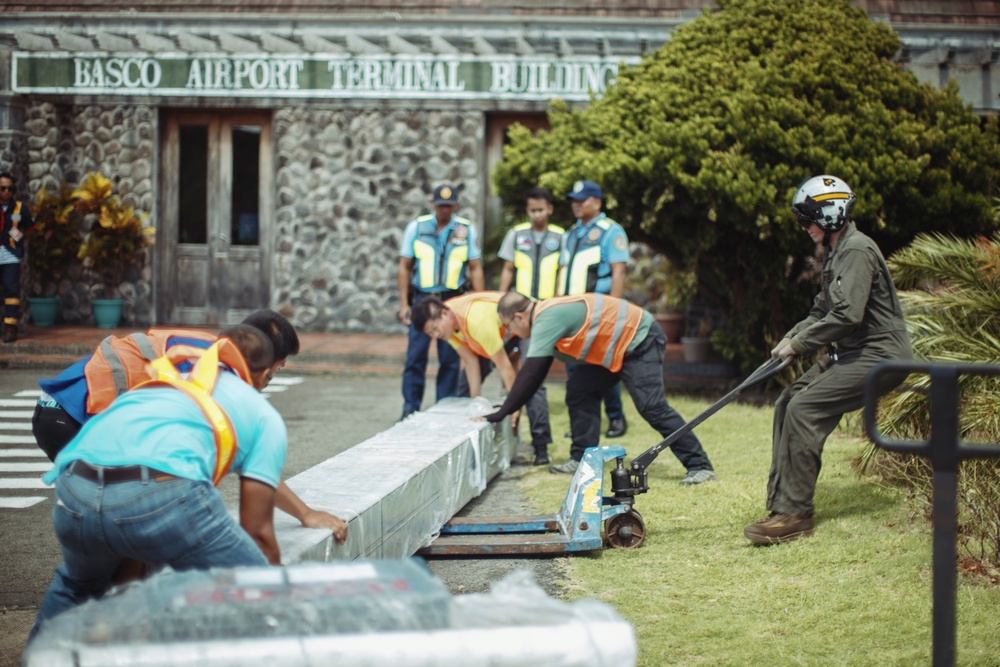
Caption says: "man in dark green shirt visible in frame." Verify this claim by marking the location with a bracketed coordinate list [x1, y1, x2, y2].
[745, 175, 912, 545]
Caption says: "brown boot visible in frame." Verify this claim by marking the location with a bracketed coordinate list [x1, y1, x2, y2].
[743, 513, 814, 545]
[2, 325, 15, 343]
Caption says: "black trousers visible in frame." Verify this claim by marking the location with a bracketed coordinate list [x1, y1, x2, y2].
[32, 403, 83, 462]
[565, 323, 713, 472]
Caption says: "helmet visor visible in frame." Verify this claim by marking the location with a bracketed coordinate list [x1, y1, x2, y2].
[791, 197, 829, 227]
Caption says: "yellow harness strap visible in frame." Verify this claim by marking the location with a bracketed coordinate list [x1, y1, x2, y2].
[138, 342, 238, 486]
[8, 201, 21, 248]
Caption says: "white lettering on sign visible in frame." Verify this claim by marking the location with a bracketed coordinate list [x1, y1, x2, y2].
[186, 58, 304, 90]
[73, 57, 162, 89]
[17, 53, 636, 99]
[327, 59, 464, 93]
[490, 60, 618, 95]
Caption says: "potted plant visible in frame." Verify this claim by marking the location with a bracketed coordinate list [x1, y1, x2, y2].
[74, 172, 155, 328]
[681, 315, 714, 363]
[24, 183, 84, 326]
[625, 252, 697, 343]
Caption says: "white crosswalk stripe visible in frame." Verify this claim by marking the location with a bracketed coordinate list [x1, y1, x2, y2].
[0, 448, 48, 458]
[0, 462, 51, 472]
[0, 497, 47, 509]
[269, 377, 304, 386]
[0, 435, 37, 444]
[0, 478, 51, 489]
[0, 410, 35, 418]
[0, 376, 306, 510]
[0, 399, 38, 407]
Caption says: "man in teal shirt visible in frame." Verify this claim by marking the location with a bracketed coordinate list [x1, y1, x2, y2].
[30, 326, 299, 641]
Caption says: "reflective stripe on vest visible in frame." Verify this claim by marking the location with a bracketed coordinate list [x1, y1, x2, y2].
[445, 291, 505, 359]
[136, 340, 250, 486]
[411, 216, 473, 291]
[535, 293, 644, 373]
[84, 329, 219, 416]
[512, 222, 564, 300]
[8, 201, 21, 249]
[558, 219, 612, 296]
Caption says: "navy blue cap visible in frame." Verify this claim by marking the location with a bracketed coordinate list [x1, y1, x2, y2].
[433, 183, 459, 206]
[566, 180, 602, 201]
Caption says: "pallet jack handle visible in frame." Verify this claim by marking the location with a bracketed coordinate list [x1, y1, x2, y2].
[627, 355, 793, 473]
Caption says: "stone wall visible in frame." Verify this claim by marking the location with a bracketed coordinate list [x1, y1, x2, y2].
[272, 107, 484, 332]
[22, 102, 156, 327]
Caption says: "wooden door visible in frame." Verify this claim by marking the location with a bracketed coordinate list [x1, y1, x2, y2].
[160, 111, 273, 325]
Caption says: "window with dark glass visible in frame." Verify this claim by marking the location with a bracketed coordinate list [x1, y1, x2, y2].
[178, 125, 208, 244]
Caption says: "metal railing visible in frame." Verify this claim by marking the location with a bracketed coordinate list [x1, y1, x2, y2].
[864, 361, 1000, 667]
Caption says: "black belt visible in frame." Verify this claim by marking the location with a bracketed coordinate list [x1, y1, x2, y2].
[70, 461, 177, 484]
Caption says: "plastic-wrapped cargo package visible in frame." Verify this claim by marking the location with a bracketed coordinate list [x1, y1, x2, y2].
[272, 397, 516, 563]
[24, 564, 637, 667]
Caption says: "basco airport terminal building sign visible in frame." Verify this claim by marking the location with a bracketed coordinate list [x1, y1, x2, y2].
[13, 53, 641, 100]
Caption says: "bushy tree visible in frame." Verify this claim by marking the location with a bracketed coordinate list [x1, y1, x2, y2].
[859, 233, 1000, 568]
[493, 0, 1000, 365]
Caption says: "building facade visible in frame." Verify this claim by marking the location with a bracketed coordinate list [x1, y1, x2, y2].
[1, 1, 998, 330]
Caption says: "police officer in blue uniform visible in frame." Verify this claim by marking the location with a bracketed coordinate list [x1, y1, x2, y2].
[558, 180, 630, 438]
[397, 183, 485, 420]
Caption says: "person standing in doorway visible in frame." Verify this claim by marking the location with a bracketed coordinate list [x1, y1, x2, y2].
[558, 179, 629, 439]
[397, 183, 485, 421]
[0, 172, 35, 343]
[497, 185, 563, 462]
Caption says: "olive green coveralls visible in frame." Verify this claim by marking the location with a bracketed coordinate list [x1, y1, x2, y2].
[768, 222, 912, 518]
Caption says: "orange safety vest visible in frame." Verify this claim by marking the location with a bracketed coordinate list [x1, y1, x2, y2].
[444, 291, 506, 359]
[84, 328, 219, 415]
[136, 340, 252, 486]
[534, 294, 644, 373]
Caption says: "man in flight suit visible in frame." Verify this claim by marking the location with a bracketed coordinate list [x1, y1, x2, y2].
[744, 175, 912, 545]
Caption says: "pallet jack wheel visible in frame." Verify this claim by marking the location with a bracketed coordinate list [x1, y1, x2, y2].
[605, 510, 645, 549]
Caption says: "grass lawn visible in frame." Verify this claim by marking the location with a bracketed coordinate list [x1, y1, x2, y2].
[517, 386, 1000, 666]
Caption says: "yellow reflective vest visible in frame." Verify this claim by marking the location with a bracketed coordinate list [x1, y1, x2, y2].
[557, 218, 615, 296]
[410, 214, 475, 291]
[509, 222, 564, 300]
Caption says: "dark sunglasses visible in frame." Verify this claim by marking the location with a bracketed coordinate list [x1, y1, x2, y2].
[0, 186, 14, 192]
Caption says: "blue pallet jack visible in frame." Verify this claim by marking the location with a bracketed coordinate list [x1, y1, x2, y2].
[418, 356, 791, 556]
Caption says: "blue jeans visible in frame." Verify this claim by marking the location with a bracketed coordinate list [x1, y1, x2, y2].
[401, 294, 461, 413]
[31, 466, 267, 640]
